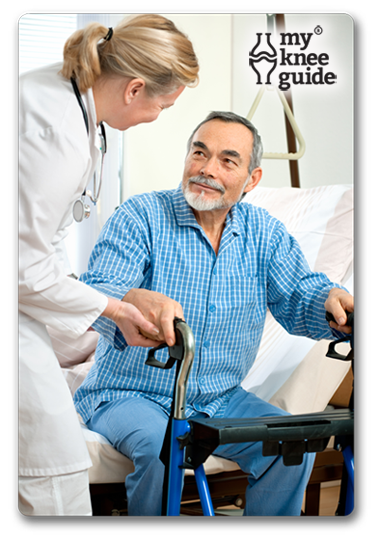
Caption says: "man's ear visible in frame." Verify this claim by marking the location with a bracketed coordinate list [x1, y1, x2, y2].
[244, 167, 263, 194]
[124, 78, 146, 105]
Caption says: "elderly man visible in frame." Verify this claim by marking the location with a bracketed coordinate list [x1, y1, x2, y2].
[74, 111, 353, 516]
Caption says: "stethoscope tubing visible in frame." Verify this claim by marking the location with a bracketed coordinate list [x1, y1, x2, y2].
[70, 77, 107, 221]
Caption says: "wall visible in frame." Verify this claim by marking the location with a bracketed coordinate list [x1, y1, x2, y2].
[231, 14, 354, 188]
[122, 14, 233, 198]
[122, 13, 353, 196]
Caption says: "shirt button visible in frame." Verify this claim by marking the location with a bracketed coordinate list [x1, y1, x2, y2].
[209, 305, 216, 313]
[203, 340, 210, 348]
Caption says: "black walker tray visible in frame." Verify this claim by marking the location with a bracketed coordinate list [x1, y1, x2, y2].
[183, 409, 354, 467]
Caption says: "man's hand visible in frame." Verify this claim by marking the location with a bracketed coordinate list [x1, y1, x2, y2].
[324, 288, 354, 333]
[123, 289, 185, 346]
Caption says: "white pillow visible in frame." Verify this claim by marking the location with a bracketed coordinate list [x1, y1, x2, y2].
[243, 184, 353, 283]
[269, 339, 351, 414]
[242, 185, 353, 404]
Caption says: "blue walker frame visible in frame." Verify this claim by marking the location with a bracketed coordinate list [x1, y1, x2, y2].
[146, 318, 354, 516]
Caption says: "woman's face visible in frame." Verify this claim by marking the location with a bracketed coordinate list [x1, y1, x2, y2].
[93, 76, 185, 130]
[117, 84, 185, 130]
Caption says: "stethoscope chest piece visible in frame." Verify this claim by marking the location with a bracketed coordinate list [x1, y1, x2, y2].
[73, 197, 91, 222]
[70, 77, 107, 224]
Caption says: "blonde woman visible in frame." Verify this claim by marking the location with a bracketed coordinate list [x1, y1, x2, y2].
[19, 14, 199, 516]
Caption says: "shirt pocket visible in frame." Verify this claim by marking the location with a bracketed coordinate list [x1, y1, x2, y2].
[219, 275, 257, 307]
[215, 275, 259, 335]
[219, 275, 257, 326]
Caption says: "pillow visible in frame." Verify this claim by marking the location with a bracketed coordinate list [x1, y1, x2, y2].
[241, 185, 353, 404]
[268, 339, 351, 414]
[243, 184, 353, 282]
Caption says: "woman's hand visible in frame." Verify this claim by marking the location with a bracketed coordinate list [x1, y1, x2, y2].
[102, 297, 161, 347]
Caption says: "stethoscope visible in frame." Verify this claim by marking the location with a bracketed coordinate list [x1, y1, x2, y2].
[71, 77, 107, 222]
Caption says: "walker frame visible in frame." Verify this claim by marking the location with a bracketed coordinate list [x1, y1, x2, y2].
[146, 316, 354, 516]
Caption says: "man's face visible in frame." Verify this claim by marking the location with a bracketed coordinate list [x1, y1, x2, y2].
[182, 119, 261, 212]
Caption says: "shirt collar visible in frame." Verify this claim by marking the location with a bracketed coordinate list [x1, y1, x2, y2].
[172, 184, 242, 237]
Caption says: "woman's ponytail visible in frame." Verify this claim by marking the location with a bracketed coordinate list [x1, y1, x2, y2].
[61, 15, 199, 95]
[60, 22, 111, 93]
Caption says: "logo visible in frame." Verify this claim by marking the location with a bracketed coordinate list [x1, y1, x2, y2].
[249, 33, 277, 85]
[249, 27, 337, 91]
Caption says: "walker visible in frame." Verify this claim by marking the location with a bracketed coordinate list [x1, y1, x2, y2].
[146, 315, 354, 516]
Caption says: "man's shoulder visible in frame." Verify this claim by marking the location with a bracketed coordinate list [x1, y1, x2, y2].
[237, 199, 276, 224]
[117, 189, 178, 224]
[235, 200, 286, 241]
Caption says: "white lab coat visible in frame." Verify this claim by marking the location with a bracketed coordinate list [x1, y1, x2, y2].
[19, 63, 108, 476]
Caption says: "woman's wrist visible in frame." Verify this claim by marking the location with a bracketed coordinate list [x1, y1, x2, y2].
[101, 296, 122, 323]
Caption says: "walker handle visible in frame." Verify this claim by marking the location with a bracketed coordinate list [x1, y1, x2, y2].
[325, 311, 354, 328]
[145, 318, 186, 369]
[145, 318, 195, 420]
[325, 311, 354, 361]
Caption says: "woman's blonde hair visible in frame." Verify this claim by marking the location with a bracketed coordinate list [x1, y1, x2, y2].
[60, 14, 199, 95]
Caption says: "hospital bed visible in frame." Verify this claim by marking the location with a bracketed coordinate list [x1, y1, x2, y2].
[53, 182, 353, 515]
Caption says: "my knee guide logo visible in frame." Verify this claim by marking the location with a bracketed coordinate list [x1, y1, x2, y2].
[249, 26, 337, 91]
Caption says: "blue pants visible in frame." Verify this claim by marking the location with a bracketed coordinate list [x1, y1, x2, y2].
[87, 388, 315, 516]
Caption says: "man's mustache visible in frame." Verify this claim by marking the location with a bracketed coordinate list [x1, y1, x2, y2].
[188, 176, 226, 194]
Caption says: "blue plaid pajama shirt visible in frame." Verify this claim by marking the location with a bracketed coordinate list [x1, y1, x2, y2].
[74, 185, 339, 422]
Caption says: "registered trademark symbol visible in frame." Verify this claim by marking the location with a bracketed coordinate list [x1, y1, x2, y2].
[314, 26, 323, 35]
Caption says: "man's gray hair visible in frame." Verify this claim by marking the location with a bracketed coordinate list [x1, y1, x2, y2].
[186, 111, 263, 173]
